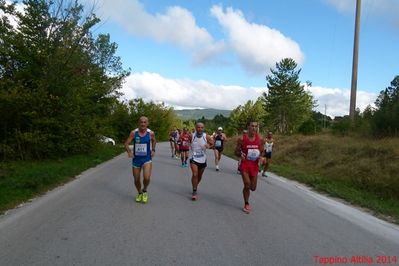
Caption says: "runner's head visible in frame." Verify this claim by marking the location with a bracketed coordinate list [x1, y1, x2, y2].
[248, 121, 258, 136]
[138, 116, 148, 130]
[267, 131, 273, 138]
[195, 122, 204, 136]
[217, 127, 223, 134]
[183, 127, 188, 133]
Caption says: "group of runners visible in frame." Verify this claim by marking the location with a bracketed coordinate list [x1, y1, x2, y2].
[124, 116, 275, 214]
[168, 126, 227, 171]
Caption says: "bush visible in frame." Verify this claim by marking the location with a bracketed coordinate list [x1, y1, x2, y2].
[298, 118, 320, 135]
[331, 117, 352, 136]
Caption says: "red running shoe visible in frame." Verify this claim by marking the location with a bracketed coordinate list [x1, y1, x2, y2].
[191, 192, 197, 201]
[243, 204, 251, 214]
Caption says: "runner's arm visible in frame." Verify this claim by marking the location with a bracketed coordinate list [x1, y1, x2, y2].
[206, 134, 214, 149]
[124, 131, 135, 158]
[151, 131, 156, 157]
[260, 137, 266, 159]
[235, 137, 243, 158]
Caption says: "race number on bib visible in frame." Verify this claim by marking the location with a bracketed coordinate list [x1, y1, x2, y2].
[247, 149, 260, 161]
[135, 144, 147, 156]
[193, 150, 205, 158]
[215, 140, 222, 148]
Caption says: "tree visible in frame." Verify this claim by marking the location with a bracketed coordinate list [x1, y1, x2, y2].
[0, 0, 129, 159]
[260, 58, 314, 134]
[227, 99, 267, 136]
[372, 75, 399, 136]
[128, 99, 178, 141]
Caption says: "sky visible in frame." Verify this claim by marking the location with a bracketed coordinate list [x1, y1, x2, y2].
[7, 0, 399, 117]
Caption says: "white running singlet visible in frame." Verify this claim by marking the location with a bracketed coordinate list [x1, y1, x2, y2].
[191, 133, 207, 163]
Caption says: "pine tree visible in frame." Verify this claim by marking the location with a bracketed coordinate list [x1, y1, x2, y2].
[261, 58, 314, 134]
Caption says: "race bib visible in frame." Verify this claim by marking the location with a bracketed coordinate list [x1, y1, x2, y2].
[135, 144, 147, 156]
[193, 150, 205, 158]
[247, 149, 260, 161]
[215, 140, 222, 148]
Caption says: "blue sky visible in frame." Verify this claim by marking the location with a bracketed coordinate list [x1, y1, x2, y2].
[9, 0, 399, 117]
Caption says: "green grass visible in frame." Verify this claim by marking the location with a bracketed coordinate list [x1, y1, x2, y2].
[0, 145, 123, 214]
[223, 134, 399, 224]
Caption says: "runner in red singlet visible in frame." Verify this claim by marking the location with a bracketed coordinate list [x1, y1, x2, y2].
[235, 121, 264, 214]
[178, 127, 191, 167]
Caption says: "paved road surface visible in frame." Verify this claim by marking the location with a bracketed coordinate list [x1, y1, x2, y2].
[1, 142, 398, 265]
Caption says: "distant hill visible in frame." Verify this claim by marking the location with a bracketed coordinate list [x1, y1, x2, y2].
[176, 108, 231, 120]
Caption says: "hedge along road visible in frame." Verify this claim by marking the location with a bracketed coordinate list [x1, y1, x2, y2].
[0, 142, 398, 266]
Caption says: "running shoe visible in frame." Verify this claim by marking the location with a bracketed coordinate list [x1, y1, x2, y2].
[243, 204, 251, 214]
[142, 192, 148, 203]
[262, 171, 267, 177]
[191, 192, 197, 201]
[216, 165, 219, 171]
[135, 193, 143, 203]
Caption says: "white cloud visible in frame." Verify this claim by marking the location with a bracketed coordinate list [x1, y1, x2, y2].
[210, 5, 304, 75]
[121, 72, 264, 110]
[306, 85, 377, 117]
[122, 72, 376, 118]
[87, 0, 224, 65]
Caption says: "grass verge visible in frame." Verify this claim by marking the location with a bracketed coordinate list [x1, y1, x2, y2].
[223, 134, 399, 224]
[0, 145, 123, 214]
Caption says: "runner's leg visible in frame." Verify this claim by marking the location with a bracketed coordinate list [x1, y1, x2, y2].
[241, 171, 251, 204]
[250, 174, 258, 191]
[190, 162, 199, 190]
[214, 149, 219, 166]
[142, 162, 152, 191]
[197, 166, 205, 184]
[133, 167, 142, 193]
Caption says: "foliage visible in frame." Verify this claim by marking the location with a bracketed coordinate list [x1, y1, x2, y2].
[298, 111, 332, 135]
[261, 58, 314, 134]
[226, 99, 267, 136]
[371, 75, 399, 136]
[195, 114, 230, 135]
[127, 99, 178, 141]
[331, 116, 352, 136]
[0, 0, 129, 160]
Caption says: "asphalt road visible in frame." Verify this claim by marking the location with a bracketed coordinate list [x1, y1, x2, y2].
[1, 142, 398, 266]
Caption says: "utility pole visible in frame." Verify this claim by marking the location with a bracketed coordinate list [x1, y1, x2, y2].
[349, 0, 362, 121]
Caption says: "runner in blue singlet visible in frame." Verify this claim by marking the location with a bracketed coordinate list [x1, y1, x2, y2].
[124, 116, 156, 204]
